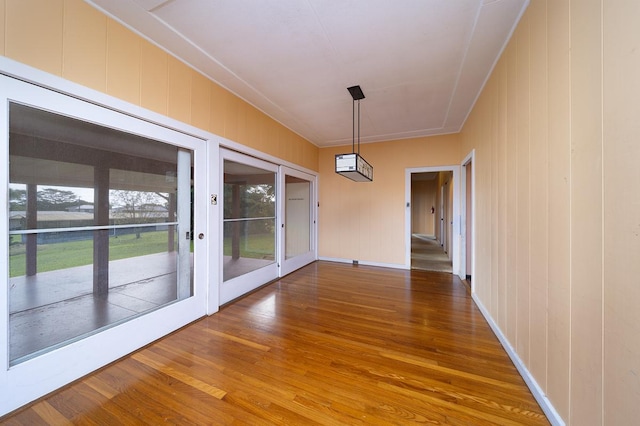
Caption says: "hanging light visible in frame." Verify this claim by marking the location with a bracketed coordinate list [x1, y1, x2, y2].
[335, 85, 373, 182]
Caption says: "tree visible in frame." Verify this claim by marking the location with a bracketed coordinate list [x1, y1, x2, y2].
[9, 188, 27, 211]
[224, 183, 275, 234]
[37, 188, 82, 211]
[10, 187, 89, 211]
[110, 190, 169, 238]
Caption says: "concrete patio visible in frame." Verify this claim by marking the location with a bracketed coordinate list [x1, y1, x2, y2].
[9, 252, 181, 363]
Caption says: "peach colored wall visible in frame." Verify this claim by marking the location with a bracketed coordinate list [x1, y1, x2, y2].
[0, 0, 318, 172]
[461, 0, 640, 424]
[318, 135, 460, 266]
[0, 0, 5, 57]
[602, 1, 640, 425]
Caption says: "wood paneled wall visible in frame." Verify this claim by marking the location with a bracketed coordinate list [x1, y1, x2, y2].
[461, 0, 640, 424]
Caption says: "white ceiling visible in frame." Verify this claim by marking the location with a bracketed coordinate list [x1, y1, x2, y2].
[87, 0, 528, 147]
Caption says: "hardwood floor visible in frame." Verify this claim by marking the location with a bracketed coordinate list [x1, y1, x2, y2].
[1, 261, 548, 425]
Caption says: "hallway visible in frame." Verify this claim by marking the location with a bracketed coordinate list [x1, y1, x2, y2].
[411, 234, 452, 273]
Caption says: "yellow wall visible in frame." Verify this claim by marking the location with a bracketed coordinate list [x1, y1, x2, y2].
[461, 0, 640, 423]
[0, 0, 318, 172]
[318, 135, 460, 265]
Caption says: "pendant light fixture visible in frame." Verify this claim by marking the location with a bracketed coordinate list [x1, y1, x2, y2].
[335, 85, 373, 182]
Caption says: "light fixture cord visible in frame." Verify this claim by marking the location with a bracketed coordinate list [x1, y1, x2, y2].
[357, 99, 361, 154]
[352, 99, 356, 154]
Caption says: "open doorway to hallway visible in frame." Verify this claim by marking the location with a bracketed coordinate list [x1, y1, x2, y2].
[410, 171, 453, 273]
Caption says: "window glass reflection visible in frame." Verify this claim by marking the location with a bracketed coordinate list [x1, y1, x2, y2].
[285, 175, 311, 259]
[8, 103, 193, 364]
[223, 160, 276, 281]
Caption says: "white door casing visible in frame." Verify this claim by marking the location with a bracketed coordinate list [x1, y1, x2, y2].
[405, 165, 461, 276]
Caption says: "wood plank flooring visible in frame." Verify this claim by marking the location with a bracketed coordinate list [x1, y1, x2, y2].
[1, 261, 549, 425]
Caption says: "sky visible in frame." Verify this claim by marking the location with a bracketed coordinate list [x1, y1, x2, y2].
[10, 184, 95, 204]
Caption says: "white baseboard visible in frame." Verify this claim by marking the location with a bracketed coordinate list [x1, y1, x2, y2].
[471, 293, 565, 426]
[318, 256, 408, 270]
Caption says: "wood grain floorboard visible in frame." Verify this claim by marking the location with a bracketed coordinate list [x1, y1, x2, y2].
[1, 261, 548, 425]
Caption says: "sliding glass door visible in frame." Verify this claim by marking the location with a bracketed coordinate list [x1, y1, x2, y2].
[1, 75, 208, 415]
[220, 149, 278, 304]
[279, 167, 316, 276]
[8, 104, 194, 363]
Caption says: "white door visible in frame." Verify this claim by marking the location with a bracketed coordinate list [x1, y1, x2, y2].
[0, 76, 209, 416]
[279, 167, 316, 276]
[219, 149, 278, 304]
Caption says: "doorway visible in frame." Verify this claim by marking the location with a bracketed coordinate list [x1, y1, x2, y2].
[405, 166, 461, 277]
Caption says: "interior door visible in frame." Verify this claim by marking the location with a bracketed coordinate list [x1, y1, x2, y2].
[219, 149, 278, 304]
[279, 167, 316, 276]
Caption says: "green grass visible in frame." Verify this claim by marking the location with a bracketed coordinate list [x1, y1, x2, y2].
[9, 231, 276, 278]
[223, 233, 275, 259]
[108, 232, 171, 261]
[9, 231, 173, 278]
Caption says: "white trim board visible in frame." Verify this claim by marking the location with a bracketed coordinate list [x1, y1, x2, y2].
[317, 257, 408, 271]
[471, 293, 565, 426]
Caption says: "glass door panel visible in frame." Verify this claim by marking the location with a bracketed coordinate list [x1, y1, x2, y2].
[1, 75, 208, 416]
[7, 103, 193, 365]
[220, 150, 278, 304]
[285, 176, 311, 259]
[280, 167, 316, 276]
